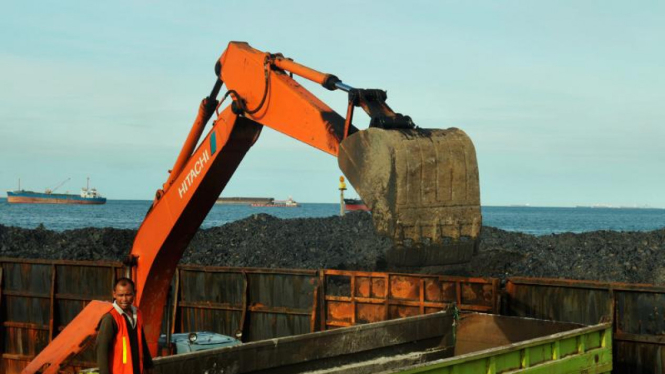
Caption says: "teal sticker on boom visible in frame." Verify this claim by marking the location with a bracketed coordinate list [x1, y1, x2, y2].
[210, 131, 217, 156]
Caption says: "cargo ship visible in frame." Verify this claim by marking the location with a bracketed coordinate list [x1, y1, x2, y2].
[7, 178, 106, 205]
[344, 198, 369, 211]
[251, 197, 300, 207]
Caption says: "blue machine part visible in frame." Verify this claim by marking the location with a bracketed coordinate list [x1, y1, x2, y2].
[158, 332, 241, 354]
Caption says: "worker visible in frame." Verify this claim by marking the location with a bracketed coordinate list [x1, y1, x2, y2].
[97, 277, 154, 374]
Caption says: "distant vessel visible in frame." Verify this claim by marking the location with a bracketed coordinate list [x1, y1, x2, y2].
[251, 197, 300, 208]
[344, 198, 369, 212]
[575, 205, 617, 209]
[7, 178, 106, 205]
[216, 197, 274, 205]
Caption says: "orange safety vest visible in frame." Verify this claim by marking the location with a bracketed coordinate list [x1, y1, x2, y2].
[108, 307, 145, 374]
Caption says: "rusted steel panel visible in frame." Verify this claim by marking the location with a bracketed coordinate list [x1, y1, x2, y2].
[327, 301, 354, 325]
[614, 290, 665, 374]
[170, 269, 180, 337]
[2, 326, 49, 356]
[48, 265, 55, 342]
[174, 267, 317, 342]
[3, 263, 52, 323]
[181, 268, 320, 341]
[504, 280, 612, 325]
[54, 264, 118, 330]
[0, 259, 124, 374]
[321, 270, 499, 329]
[21, 300, 113, 374]
[176, 268, 245, 339]
[246, 272, 317, 310]
[390, 275, 421, 300]
[615, 290, 665, 336]
[614, 340, 665, 373]
[2, 330, 42, 374]
[460, 281, 498, 309]
[309, 283, 318, 332]
[157, 272, 178, 340]
[179, 307, 242, 337]
[1, 261, 53, 374]
[356, 302, 386, 324]
[243, 271, 318, 341]
[424, 277, 455, 302]
[177, 264, 318, 276]
[505, 277, 665, 374]
[55, 264, 116, 299]
[509, 276, 665, 293]
[246, 313, 312, 342]
[389, 304, 420, 319]
[178, 269, 245, 305]
[3, 359, 27, 374]
[56, 299, 95, 327]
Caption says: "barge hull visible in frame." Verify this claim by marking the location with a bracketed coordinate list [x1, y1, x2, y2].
[7, 192, 106, 204]
[7, 196, 106, 204]
[6, 259, 665, 373]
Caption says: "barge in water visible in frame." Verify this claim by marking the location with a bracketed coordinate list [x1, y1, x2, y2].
[216, 197, 274, 205]
[251, 196, 299, 207]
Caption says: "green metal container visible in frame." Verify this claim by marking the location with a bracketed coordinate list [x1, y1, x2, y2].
[391, 314, 612, 373]
[146, 312, 611, 374]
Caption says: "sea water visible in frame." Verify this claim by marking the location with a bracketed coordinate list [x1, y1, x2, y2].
[0, 199, 664, 235]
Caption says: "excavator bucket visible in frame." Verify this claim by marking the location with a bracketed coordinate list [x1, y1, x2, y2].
[339, 127, 481, 266]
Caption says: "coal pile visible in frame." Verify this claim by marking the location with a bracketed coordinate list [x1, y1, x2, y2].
[0, 223, 135, 262]
[184, 213, 392, 270]
[464, 227, 665, 284]
[1, 213, 664, 284]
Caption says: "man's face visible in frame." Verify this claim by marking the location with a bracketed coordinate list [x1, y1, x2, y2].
[113, 283, 135, 313]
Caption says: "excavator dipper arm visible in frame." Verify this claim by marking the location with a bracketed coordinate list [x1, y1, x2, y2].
[217, 42, 351, 155]
[23, 41, 480, 373]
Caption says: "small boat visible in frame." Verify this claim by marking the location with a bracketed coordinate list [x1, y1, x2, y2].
[344, 198, 369, 212]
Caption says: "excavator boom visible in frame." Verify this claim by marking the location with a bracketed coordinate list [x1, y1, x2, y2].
[23, 41, 480, 373]
[218, 42, 481, 265]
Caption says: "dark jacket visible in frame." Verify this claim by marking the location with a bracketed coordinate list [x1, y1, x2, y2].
[96, 312, 153, 374]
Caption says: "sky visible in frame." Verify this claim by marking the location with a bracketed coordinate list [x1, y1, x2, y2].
[1, 1, 663, 207]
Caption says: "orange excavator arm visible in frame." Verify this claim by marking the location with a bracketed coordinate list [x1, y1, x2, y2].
[23, 41, 480, 373]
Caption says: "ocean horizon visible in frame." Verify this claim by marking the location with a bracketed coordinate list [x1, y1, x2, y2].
[1, 198, 664, 235]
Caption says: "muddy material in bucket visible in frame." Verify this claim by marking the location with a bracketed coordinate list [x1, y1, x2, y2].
[339, 127, 481, 266]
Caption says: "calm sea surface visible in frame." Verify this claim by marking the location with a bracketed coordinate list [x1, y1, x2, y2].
[1, 199, 664, 235]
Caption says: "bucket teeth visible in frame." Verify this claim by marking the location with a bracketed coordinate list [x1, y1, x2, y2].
[339, 127, 481, 266]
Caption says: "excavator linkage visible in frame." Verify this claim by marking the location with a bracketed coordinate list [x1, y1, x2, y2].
[339, 127, 481, 266]
[22, 42, 483, 373]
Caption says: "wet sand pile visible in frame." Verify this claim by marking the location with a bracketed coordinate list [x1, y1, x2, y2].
[1, 212, 664, 284]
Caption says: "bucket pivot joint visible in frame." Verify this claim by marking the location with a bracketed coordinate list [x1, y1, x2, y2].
[344, 88, 415, 137]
